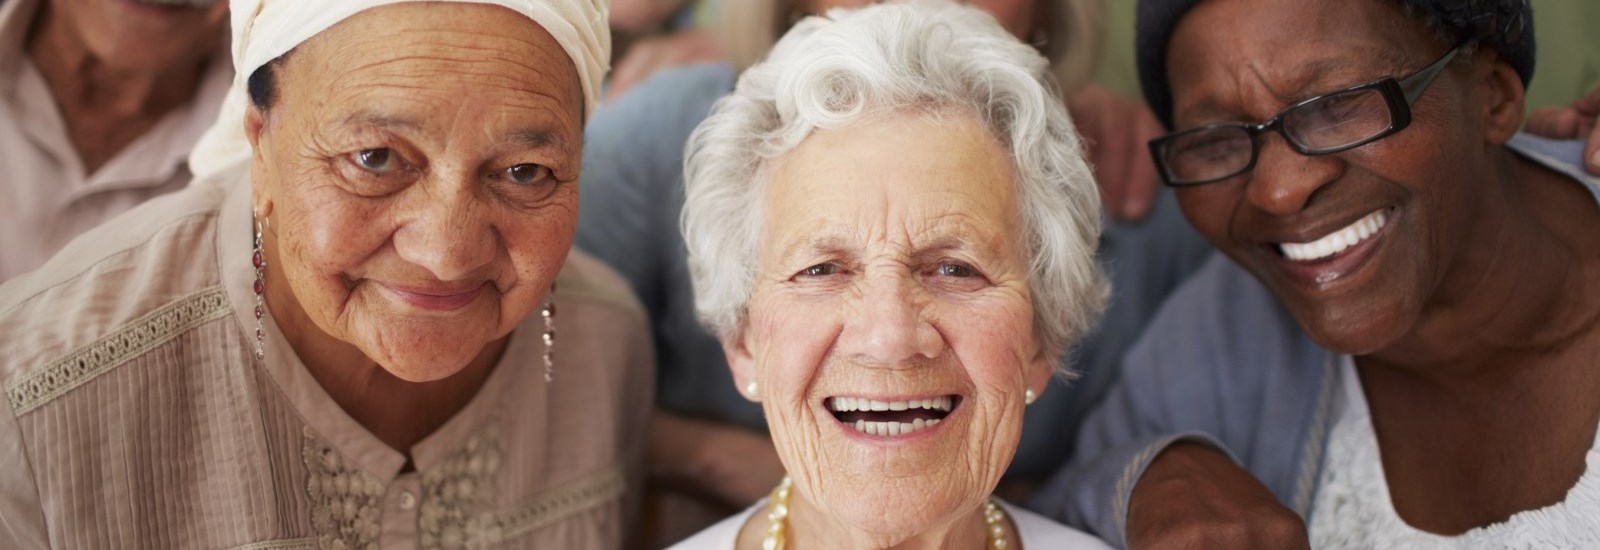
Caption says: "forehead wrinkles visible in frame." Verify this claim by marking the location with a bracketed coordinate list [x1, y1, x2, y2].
[1169, 0, 1436, 126]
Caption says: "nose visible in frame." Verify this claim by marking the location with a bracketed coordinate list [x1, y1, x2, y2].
[392, 176, 498, 281]
[836, 271, 944, 367]
[1244, 135, 1344, 216]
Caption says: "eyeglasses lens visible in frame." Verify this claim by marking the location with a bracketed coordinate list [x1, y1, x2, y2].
[1162, 127, 1254, 183]
[1282, 88, 1393, 153]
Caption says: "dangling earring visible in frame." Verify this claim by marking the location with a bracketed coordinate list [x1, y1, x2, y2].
[251, 215, 268, 362]
[1024, 388, 1037, 405]
[541, 283, 556, 383]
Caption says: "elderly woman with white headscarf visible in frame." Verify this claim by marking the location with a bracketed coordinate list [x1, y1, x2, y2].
[670, 3, 1111, 548]
[0, 1, 651, 548]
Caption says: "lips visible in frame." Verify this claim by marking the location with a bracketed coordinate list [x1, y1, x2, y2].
[1277, 209, 1389, 261]
[1262, 207, 1395, 287]
[379, 282, 487, 311]
[827, 395, 959, 437]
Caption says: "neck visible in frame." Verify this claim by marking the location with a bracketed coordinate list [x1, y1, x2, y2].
[740, 487, 1002, 550]
[261, 229, 506, 454]
[1366, 147, 1600, 380]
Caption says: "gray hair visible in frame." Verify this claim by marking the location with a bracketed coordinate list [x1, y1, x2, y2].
[683, 0, 1108, 362]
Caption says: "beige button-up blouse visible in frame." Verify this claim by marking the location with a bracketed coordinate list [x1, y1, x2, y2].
[0, 172, 655, 549]
[0, 0, 232, 282]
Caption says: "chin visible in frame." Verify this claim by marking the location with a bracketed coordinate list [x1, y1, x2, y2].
[808, 471, 973, 540]
[1292, 300, 1416, 356]
[361, 332, 490, 383]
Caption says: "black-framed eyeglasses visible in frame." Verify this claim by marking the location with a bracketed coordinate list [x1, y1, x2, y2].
[1149, 44, 1463, 187]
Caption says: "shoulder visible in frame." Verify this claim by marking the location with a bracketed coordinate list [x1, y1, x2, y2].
[554, 249, 648, 326]
[1003, 501, 1115, 549]
[1131, 252, 1317, 368]
[1506, 133, 1600, 192]
[666, 501, 759, 550]
[588, 63, 735, 148]
[0, 180, 233, 414]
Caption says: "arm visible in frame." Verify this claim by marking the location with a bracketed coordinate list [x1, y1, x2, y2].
[1031, 256, 1318, 548]
[646, 411, 784, 507]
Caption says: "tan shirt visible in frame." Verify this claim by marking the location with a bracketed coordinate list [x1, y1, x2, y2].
[0, 171, 656, 549]
[0, 0, 232, 282]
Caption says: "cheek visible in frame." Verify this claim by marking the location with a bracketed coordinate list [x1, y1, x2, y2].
[273, 187, 391, 307]
[747, 291, 841, 395]
[937, 297, 1035, 391]
[501, 194, 580, 304]
[1175, 185, 1250, 251]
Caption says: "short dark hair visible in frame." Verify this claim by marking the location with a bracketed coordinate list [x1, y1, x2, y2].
[1135, 0, 1535, 129]
[247, 55, 289, 110]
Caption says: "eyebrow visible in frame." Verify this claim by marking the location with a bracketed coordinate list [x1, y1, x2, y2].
[337, 111, 424, 133]
[333, 110, 570, 151]
[511, 128, 564, 149]
[775, 232, 1000, 265]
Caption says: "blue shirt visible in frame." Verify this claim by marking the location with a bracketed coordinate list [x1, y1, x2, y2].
[1033, 134, 1600, 546]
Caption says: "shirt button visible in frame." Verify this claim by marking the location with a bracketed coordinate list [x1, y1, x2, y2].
[398, 490, 417, 510]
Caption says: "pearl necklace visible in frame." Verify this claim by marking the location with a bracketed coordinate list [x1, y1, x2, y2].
[761, 476, 1012, 549]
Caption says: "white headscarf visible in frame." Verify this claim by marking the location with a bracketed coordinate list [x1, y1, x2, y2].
[189, 0, 610, 179]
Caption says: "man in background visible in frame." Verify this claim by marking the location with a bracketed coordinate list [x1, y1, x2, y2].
[0, 0, 230, 282]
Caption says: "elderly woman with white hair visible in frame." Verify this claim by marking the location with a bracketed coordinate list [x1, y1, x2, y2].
[0, 0, 652, 547]
[670, 3, 1112, 548]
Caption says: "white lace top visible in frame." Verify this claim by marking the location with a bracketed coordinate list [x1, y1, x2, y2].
[1309, 356, 1600, 549]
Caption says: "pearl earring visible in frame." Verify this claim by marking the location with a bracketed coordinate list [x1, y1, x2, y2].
[1024, 388, 1037, 405]
[745, 380, 758, 396]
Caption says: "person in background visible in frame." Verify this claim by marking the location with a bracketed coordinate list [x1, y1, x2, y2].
[574, 0, 1214, 545]
[605, 0, 722, 100]
[0, 0, 230, 282]
[1040, 0, 1600, 547]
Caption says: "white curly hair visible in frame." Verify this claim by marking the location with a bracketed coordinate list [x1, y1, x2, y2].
[682, 0, 1107, 363]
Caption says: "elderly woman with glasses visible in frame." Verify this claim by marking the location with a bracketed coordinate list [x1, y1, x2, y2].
[1034, 0, 1600, 548]
[668, 3, 1114, 548]
[0, 1, 652, 547]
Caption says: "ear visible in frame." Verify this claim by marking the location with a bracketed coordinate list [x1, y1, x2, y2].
[1025, 340, 1059, 403]
[246, 106, 275, 220]
[1475, 51, 1527, 146]
[722, 328, 761, 402]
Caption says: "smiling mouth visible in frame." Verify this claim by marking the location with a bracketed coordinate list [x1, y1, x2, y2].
[379, 282, 488, 311]
[1276, 209, 1390, 262]
[826, 395, 959, 437]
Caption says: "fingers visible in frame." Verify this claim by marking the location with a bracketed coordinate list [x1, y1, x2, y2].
[1525, 106, 1582, 139]
[1120, 103, 1167, 222]
[1585, 119, 1600, 175]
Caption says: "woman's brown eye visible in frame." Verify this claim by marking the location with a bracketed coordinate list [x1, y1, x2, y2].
[938, 263, 974, 277]
[353, 148, 397, 174]
[506, 163, 552, 185]
[801, 263, 838, 277]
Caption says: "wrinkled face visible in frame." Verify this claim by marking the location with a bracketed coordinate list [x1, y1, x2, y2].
[726, 111, 1052, 537]
[1166, 0, 1492, 354]
[807, 0, 1035, 40]
[248, 3, 583, 381]
[43, 0, 227, 70]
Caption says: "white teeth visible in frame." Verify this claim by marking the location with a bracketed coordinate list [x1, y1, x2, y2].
[849, 419, 941, 437]
[828, 397, 955, 413]
[1279, 210, 1388, 262]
